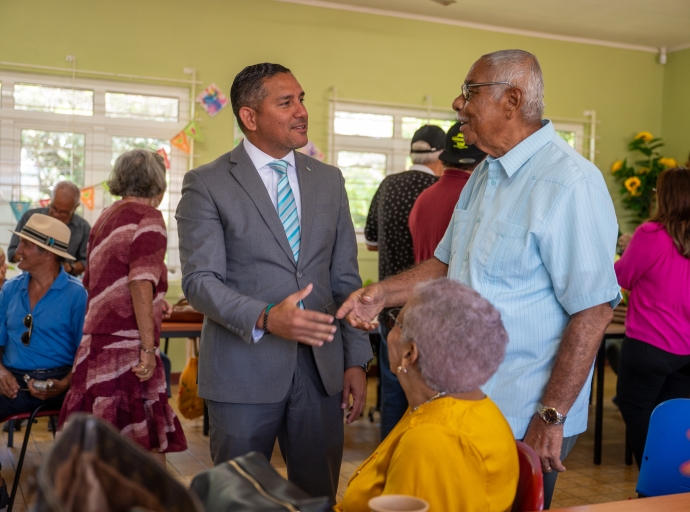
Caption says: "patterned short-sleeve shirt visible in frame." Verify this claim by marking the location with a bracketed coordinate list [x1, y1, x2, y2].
[83, 201, 168, 340]
[365, 167, 438, 281]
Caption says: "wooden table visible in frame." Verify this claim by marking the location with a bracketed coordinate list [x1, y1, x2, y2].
[593, 323, 626, 465]
[160, 322, 202, 354]
[551, 492, 690, 511]
[159, 321, 207, 435]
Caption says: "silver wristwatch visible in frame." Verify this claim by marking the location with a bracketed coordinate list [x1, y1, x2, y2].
[537, 403, 567, 426]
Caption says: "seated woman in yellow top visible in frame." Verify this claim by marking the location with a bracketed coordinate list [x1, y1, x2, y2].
[336, 278, 518, 511]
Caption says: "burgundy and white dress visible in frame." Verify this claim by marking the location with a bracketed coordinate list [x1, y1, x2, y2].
[58, 200, 187, 453]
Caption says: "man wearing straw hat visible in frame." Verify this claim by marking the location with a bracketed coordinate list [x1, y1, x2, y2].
[7, 182, 90, 277]
[0, 214, 87, 505]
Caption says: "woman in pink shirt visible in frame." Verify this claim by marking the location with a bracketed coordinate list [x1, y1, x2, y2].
[615, 166, 690, 468]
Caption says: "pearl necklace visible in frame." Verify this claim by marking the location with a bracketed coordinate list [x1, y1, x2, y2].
[410, 391, 448, 414]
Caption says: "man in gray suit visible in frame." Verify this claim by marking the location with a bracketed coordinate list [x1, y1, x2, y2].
[176, 63, 372, 500]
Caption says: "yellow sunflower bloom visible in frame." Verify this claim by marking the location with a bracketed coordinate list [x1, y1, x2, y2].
[611, 160, 623, 173]
[624, 176, 642, 195]
[634, 131, 654, 142]
[637, 167, 650, 174]
[658, 157, 677, 168]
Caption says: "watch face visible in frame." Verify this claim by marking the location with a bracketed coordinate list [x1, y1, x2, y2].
[543, 408, 560, 424]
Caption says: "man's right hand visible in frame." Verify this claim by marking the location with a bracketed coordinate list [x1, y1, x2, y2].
[261, 284, 337, 347]
[0, 368, 19, 399]
[336, 283, 386, 331]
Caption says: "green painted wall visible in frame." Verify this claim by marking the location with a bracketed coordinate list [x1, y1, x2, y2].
[1, 0, 676, 368]
[661, 48, 690, 166]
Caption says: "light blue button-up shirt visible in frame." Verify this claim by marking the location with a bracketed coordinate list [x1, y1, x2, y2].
[435, 120, 621, 438]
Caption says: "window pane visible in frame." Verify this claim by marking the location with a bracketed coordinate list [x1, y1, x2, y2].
[14, 84, 93, 116]
[334, 111, 393, 138]
[556, 130, 576, 149]
[338, 151, 387, 230]
[20, 130, 85, 204]
[401, 117, 454, 139]
[106, 92, 179, 122]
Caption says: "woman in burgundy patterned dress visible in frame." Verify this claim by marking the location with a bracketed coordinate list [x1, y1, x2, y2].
[58, 149, 187, 462]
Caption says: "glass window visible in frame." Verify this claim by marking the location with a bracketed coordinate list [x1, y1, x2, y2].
[401, 117, 454, 139]
[20, 130, 85, 203]
[14, 84, 93, 116]
[556, 130, 576, 149]
[337, 151, 387, 230]
[334, 111, 393, 138]
[105, 92, 179, 122]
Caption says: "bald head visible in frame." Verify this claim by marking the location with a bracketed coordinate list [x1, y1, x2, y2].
[49, 181, 81, 224]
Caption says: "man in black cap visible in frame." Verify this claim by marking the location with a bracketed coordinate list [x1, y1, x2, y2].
[409, 122, 487, 264]
[364, 124, 445, 439]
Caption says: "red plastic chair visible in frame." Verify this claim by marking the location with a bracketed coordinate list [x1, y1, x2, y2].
[2, 403, 62, 512]
[511, 441, 544, 512]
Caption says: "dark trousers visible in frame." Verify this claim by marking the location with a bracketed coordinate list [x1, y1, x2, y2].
[378, 322, 408, 440]
[0, 367, 70, 419]
[616, 336, 690, 468]
[206, 345, 343, 501]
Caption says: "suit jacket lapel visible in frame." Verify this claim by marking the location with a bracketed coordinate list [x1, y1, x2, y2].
[295, 152, 315, 270]
[228, 144, 296, 266]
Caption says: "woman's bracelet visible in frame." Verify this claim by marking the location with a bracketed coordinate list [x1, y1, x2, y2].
[263, 303, 275, 335]
[140, 347, 156, 355]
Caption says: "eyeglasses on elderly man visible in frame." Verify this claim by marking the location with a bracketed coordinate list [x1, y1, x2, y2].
[460, 81, 513, 101]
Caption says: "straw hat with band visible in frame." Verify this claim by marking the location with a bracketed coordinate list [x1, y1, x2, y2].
[10, 214, 75, 261]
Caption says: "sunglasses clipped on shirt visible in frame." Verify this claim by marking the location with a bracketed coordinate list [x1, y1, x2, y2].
[21, 314, 33, 346]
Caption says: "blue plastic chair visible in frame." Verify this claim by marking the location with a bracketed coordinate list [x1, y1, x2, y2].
[636, 398, 690, 497]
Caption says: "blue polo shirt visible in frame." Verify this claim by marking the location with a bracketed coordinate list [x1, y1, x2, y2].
[0, 267, 87, 370]
[435, 120, 621, 438]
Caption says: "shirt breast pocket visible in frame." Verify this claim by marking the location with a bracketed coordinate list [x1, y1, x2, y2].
[485, 219, 529, 277]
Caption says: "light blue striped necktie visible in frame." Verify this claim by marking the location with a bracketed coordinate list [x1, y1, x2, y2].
[268, 159, 300, 262]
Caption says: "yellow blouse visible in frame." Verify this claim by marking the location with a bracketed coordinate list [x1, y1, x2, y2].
[335, 396, 518, 512]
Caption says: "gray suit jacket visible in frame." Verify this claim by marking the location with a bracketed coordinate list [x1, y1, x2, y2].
[176, 142, 372, 404]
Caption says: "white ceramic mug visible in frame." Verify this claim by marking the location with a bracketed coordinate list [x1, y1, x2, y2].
[368, 494, 430, 512]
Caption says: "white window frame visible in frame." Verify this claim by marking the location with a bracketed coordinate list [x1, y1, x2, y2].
[0, 70, 190, 277]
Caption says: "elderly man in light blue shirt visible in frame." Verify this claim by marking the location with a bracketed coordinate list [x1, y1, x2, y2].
[338, 49, 620, 508]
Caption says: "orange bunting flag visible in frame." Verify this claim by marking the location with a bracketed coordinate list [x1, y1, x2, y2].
[80, 186, 95, 210]
[157, 148, 171, 169]
[183, 121, 203, 142]
[171, 131, 191, 154]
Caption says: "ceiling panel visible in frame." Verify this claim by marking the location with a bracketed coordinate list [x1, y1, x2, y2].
[280, 0, 690, 50]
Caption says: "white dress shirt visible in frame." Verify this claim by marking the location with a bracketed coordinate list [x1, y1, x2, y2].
[243, 138, 303, 341]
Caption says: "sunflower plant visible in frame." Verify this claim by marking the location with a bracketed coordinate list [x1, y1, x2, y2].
[610, 131, 677, 225]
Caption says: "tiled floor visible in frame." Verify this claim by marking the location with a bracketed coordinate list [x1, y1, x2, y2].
[1, 365, 637, 510]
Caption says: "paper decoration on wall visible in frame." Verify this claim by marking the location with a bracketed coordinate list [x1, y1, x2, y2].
[171, 131, 191, 154]
[297, 141, 324, 161]
[197, 83, 228, 117]
[183, 121, 204, 142]
[39, 198, 50, 208]
[157, 148, 171, 169]
[80, 186, 95, 210]
[10, 201, 31, 221]
[101, 181, 110, 194]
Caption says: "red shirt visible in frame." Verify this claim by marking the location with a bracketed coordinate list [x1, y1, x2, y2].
[408, 169, 471, 264]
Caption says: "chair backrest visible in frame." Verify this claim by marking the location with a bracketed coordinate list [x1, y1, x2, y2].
[637, 398, 690, 497]
[511, 441, 544, 512]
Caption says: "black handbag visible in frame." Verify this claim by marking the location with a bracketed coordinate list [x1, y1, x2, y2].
[190, 452, 333, 512]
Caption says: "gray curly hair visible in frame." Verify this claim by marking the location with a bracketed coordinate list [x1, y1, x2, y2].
[401, 278, 509, 393]
[108, 149, 167, 198]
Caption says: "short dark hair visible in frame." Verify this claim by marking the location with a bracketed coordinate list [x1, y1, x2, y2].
[108, 149, 167, 198]
[230, 63, 291, 132]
